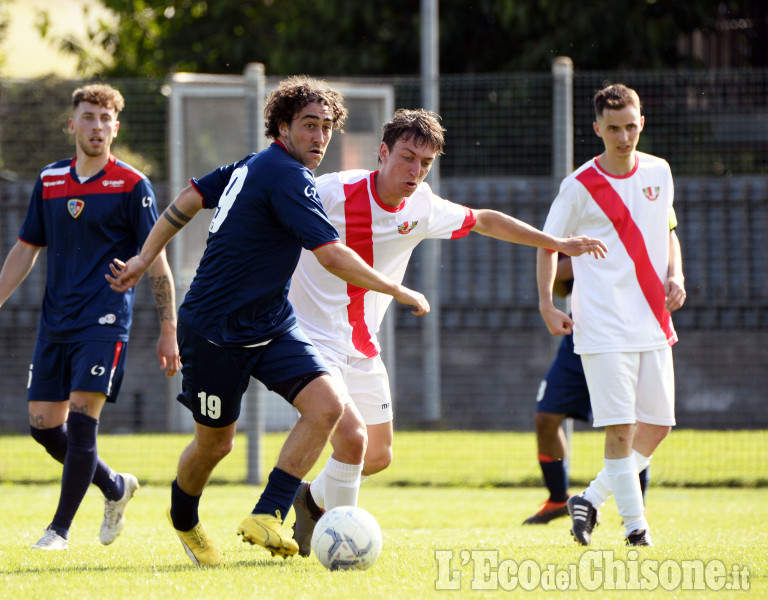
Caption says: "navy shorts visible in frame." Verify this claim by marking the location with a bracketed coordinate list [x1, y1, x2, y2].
[27, 338, 129, 403]
[176, 320, 329, 428]
[535, 333, 592, 422]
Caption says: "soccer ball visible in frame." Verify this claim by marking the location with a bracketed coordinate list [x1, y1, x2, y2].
[311, 506, 383, 571]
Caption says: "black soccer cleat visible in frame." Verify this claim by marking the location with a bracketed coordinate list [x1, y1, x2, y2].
[567, 494, 600, 545]
[522, 499, 570, 525]
[625, 528, 653, 546]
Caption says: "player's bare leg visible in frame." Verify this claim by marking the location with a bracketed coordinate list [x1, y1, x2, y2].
[293, 402, 365, 556]
[524, 412, 571, 524]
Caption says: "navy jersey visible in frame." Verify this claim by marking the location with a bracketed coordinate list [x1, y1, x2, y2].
[18, 155, 158, 343]
[178, 142, 340, 347]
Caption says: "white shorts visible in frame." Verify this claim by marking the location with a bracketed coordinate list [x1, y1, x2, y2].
[581, 347, 675, 428]
[318, 346, 393, 426]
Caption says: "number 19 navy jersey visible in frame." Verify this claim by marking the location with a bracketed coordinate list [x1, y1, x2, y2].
[18, 154, 159, 343]
[178, 142, 340, 347]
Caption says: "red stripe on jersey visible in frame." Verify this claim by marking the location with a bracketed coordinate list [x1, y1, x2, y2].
[343, 178, 378, 358]
[451, 206, 477, 239]
[106, 341, 124, 397]
[576, 166, 675, 345]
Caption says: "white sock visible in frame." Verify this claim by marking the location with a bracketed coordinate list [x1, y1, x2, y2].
[603, 456, 646, 534]
[309, 457, 363, 511]
[583, 468, 612, 508]
[633, 450, 652, 472]
[582, 450, 652, 508]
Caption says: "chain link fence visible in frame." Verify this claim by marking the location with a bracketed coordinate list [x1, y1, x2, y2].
[1, 69, 766, 442]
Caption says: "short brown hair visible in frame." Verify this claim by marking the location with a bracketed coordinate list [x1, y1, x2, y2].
[593, 84, 641, 119]
[381, 108, 446, 156]
[264, 75, 347, 139]
[72, 83, 125, 114]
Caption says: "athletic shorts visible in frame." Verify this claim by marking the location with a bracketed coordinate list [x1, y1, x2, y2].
[176, 320, 328, 428]
[27, 338, 128, 403]
[535, 333, 592, 422]
[581, 347, 675, 428]
[317, 344, 393, 426]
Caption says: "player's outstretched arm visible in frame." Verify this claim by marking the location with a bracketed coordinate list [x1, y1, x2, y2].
[107, 185, 203, 292]
[471, 209, 607, 258]
[537, 248, 573, 335]
[0, 240, 41, 310]
[313, 242, 430, 316]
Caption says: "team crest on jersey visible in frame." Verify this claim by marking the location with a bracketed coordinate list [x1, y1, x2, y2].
[67, 199, 85, 218]
[642, 186, 661, 201]
[397, 220, 418, 235]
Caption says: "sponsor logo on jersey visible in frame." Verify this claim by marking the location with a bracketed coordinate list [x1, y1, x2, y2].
[397, 220, 418, 235]
[98, 313, 117, 325]
[142, 195, 153, 207]
[67, 199, 85, 218]
[304, 185, 320, 203]
[102, 179, 125, 188]
[43, 179, 66, 187]
[90, 365, 106, 376]
[642, 186, 660, 201]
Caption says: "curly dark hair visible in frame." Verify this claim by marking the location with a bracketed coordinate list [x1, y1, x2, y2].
[381, 108, 445, 156]
[264, 75, 347, 139]
[72, 83, 125, 114]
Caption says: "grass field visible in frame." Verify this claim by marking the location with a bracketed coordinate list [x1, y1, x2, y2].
[1, 431, 767, 598]
[0, 484, 766, 599]
[2, 429, 767, 487]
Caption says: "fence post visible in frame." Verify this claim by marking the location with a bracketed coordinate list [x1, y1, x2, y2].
[421, 0, 442, 425]
[244, 63, 266, 485]
[551, 56, 575, 477]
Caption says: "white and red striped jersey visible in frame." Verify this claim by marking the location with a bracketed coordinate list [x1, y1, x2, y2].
[542, 153, 677, 354]
[289, 169, 476, 358]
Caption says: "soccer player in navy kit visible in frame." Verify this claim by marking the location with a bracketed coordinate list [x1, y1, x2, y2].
[0, 84, 180, 550]
[108, 76, 429, 567]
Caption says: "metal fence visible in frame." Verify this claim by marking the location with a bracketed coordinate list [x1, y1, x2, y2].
[1, 68, 767, 436]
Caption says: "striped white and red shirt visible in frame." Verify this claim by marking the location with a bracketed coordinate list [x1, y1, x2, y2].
[543, 152, 677, 354]
[289, 169, 476, 358]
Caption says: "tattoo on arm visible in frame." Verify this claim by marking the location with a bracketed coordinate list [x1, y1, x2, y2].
[162, 204, 192, 229]
[149, 274, 175, 323]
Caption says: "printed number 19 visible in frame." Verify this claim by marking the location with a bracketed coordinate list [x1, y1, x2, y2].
[198, 391, 221, 420]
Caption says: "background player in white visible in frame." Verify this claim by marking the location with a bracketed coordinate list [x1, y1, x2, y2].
[0, 84, 179, 550]
[537, 84, 686, 546]
[523, 255, 650, 525]
[288, 108, 608, 555]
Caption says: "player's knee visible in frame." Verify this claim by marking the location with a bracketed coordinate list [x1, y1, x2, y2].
[309, 395, 344, 433]
[199, 435, 235, 462]
[363, 445, 392, 475]
[534, 412, 563, 434]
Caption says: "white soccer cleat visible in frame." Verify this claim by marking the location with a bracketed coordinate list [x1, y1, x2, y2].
[31, 527, 68, 550]
[100, 472, 140, 545]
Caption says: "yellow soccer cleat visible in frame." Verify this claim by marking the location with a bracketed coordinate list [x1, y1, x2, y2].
[237, 511, 298, 558]
[166, 506, 221, 567]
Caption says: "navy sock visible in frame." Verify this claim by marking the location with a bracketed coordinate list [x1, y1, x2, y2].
[170, 479, 201, 531]
[252, 468, 302, 521]
[539, 454, 569, 503]
[51, 412, 100, 534]
[30, 423, 124, 501]
[639, 466, 651, 503]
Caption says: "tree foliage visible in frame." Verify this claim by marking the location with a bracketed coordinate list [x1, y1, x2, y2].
[35, 0, 763, 77]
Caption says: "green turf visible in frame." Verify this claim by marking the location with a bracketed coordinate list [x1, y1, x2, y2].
[1, 484, 765, 599]
[1, 429, 766, 487]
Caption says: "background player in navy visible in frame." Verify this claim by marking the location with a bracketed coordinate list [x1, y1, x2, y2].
[0, 84, 180, 550]
[523, 256, 649, 525]
[108, 76, 429, 567]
